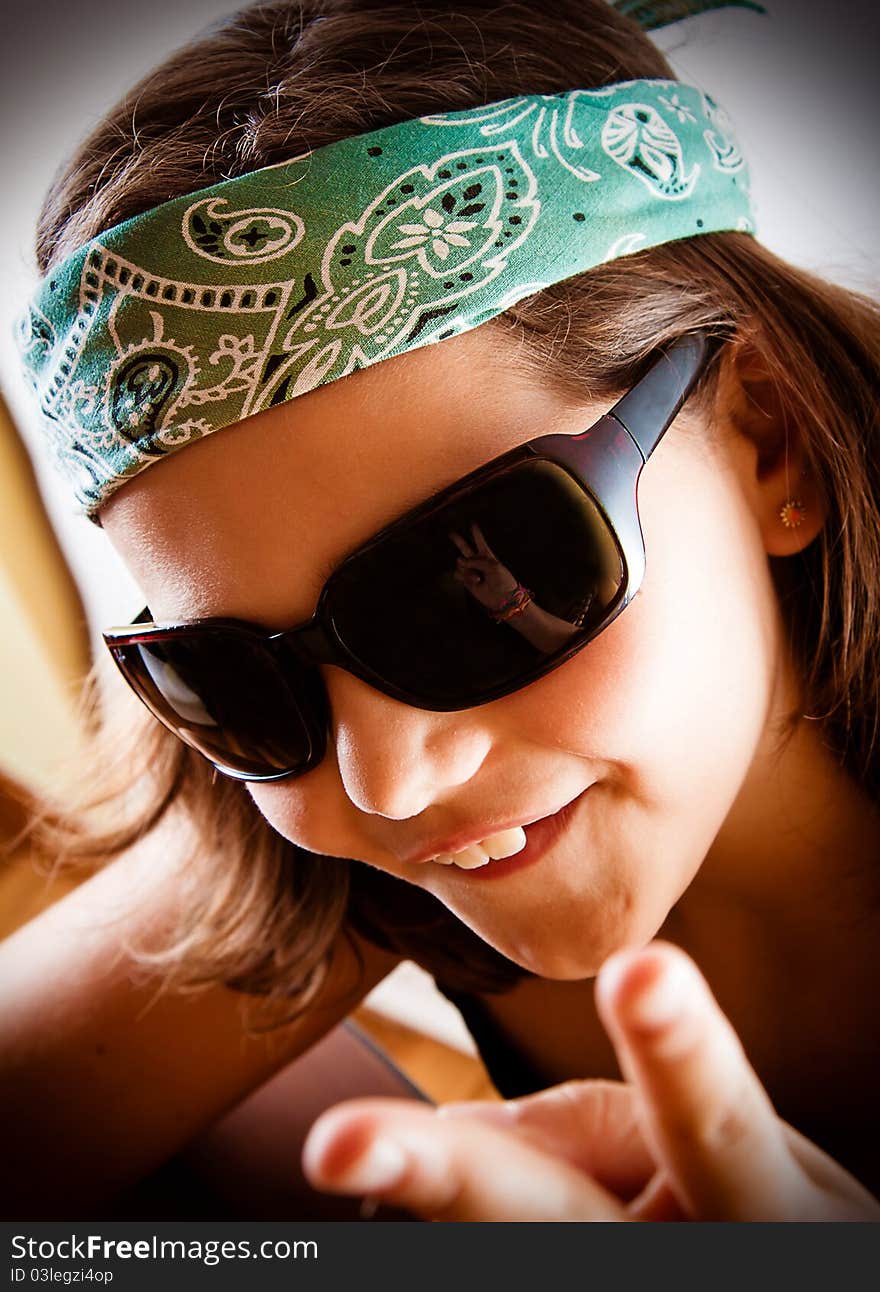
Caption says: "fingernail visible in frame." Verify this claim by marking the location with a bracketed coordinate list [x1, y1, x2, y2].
[329, 1136, 408, 1194]
[599, 947, 697, 1034]
[304, 1118, 409, 1195]
[629, 957, 693, 1031]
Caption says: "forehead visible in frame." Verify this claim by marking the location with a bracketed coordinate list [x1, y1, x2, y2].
[98, 326, 583, 626]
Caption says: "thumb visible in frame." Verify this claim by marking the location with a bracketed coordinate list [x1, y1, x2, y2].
[439, 1079, 657, 1200]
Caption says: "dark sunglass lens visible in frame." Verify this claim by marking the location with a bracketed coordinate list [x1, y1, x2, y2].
[113, 626, 323, 777]
[327, 460, 625, 705]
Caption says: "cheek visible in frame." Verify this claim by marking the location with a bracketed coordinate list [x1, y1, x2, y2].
[634, 452, 777, 819]
[245, 762, 435, 893]
[246, 763, 357, 860]
[510, 446, 777, 868]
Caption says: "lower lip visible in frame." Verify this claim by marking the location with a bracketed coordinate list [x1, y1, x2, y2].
[450, 785, 592, 881]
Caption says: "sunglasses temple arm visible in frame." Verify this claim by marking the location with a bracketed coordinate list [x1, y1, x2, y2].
[102, 606, 154, 639]
[608, 330, 718, 461]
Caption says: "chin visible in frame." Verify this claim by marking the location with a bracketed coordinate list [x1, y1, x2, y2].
[504, 941, 620, 981]
[476, 900, 654, 981]
[483, 878, 677, 976]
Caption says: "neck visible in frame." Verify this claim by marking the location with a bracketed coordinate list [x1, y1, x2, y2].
[679, 664, 880, 938]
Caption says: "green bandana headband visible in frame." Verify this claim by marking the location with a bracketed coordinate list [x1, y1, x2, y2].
[17, 76, 754, 526]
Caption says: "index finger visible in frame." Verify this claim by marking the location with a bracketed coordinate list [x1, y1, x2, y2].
[596, 942, 804, 1220]
[447, 529, 474, 558]
[469, 521, 498, 559]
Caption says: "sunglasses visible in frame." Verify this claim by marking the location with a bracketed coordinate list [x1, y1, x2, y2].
[103, 329, 719, 782]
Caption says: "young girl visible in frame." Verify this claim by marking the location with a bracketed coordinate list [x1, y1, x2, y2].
[6, 0, 880, 1222]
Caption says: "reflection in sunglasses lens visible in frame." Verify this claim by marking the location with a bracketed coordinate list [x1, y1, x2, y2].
[328, 461, 625, 703]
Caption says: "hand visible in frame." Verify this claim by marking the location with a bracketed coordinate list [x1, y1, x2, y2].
[301, 942, 880, 1221]
[448, 522, 520, 610]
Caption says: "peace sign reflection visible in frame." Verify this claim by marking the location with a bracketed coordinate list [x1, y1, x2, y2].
[448, 521, 585, 655]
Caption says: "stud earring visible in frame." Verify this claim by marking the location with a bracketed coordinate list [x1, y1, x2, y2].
[779, 498, 806, 529]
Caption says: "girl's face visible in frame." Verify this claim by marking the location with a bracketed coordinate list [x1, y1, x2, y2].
[99, 324, 794, 978]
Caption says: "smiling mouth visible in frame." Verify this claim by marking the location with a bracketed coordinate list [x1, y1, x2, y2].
[429, 824, 530, 870]
[432, 785, 592, 879]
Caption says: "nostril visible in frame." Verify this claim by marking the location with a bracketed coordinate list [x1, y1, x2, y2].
[324, 671, 492, 821]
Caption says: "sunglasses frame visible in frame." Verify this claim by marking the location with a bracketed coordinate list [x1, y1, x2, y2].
[103, 328, 721, 781]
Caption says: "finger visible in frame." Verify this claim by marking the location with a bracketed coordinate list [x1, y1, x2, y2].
[780, 1121, 880, 1217]
[627, 1171, 688, 1222]
[302, 1097, 627, 1222]
[455, 554, 489, 572]
[470, 522, 498, 560]
[596, 942, 806, 1220]
[439, 1079, 657, 1200]
[447, 530, 474, 558]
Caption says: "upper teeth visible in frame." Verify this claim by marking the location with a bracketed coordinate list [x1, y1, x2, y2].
[433, 826, 527, 869]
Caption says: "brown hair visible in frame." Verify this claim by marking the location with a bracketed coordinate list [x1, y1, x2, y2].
[21, 0, 880, 1031]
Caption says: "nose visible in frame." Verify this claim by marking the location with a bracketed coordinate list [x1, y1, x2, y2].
[320, 664, 492, 819]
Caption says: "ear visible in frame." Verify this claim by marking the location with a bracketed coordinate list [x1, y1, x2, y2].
[714, 340, 827, 558]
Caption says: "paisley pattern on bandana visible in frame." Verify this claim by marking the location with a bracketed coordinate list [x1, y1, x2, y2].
[421, 93, 604, 182]
[701, 93, 746, 173]
[17, 79, 754, 524]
